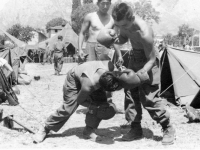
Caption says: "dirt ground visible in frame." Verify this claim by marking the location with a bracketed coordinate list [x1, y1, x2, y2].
[0, 62, 200, 150]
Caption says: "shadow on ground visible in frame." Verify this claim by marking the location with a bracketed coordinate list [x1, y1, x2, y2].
[47, 125, 162, 145]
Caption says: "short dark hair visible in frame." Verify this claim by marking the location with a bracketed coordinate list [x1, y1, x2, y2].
[58, 35, 63, 40]
[98, 0, 111, 3]
[112, 2, 133, 22]
[99, 71, 119, 92]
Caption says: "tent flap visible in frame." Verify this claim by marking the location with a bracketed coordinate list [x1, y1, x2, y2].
[161, 47, 200, 107]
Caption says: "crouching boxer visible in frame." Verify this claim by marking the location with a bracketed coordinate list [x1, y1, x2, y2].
[33, 60, 121, 143]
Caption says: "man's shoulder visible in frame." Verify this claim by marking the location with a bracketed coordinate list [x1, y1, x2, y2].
[85, 12, 96, 19]
[134, 18, 153, 41]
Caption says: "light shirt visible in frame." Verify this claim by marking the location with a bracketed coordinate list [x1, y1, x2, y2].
[0, 57, 7, 67]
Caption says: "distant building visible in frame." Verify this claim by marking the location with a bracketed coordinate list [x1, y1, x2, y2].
[28, 30, 47, 45]
[47, 24, 65, 38]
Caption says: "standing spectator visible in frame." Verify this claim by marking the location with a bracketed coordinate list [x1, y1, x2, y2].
[53, 36, 65, 75]
[78, 0, 123, 64]
[42, 42, 52, 65]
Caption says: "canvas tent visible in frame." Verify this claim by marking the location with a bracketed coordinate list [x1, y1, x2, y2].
[0, 29, 28, 84]
[160, 46, 200, 108]
[37, 24, 78, 55]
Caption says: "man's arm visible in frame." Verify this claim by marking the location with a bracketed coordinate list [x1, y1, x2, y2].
[78, 14, 91, 59]
[4, 62, 13, 78]
[76, 76, 94, 107]
[118, 69, 141, 89]
[139, 26, 156, 73]
[113, 28, 128, 67]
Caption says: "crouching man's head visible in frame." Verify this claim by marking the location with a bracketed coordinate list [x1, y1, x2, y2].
[99, 69, 142, 91]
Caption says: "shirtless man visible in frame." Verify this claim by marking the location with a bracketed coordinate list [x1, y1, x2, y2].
[33, 60, 122, 143]
[78, 0, 123, 63]
[97, 2, 176, 145]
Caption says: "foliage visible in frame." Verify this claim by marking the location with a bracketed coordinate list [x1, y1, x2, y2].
[46, 17, 68, 30]
[133, 0, 160, 24]
[83, 0, 93, 4]
[6, 24, 34, 43]
[193, 36, 199, 47]
[163, 33, 180, 46]
[72, 0, 81, 13]
[0, 35, 6, 45]
[177, 24, 195, 45]
[178, 24, 194, 38]
[71, 3, 98, 34]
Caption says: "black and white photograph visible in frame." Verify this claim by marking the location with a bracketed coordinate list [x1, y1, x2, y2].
[0, 0, 200, 150]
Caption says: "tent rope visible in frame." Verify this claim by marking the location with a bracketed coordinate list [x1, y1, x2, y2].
[17, 104, 44, 127]
[159, 59, 200, 97]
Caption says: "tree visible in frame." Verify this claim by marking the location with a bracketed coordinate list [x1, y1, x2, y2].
[72, 0, 81, 13]
[163, 33, 173, 45]
[0, 35, 6, 46]
[83, 0, 93, 4]
[71, 3, 98, 34]
[45, 17, 68, 30]
[178, 24, 194, 45]
[7, 24, 34, 43]
[132, 0, 160, 24]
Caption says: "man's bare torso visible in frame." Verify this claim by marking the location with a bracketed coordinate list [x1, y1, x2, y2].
[88, 12, 114, 42]
[120, 16, 153, 49]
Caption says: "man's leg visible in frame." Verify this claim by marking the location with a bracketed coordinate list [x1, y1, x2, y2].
[53, 54, 58, 75]
[121, 89, 135, 128]
[33, 70, 80, 143]
[87, 42, 97, 61]
[33, 97, 79, 143]
[56, 55, 63, 75]
[122, 87, 143, 141]
[42, 51, 47, 65]
[140, 82, 175, 145]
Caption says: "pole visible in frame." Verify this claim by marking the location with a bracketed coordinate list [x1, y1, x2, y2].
[8, 115, 35, 134]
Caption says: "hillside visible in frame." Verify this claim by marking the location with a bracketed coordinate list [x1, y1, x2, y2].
[0, 0, 200, 36]
[0, 0, 72, 30]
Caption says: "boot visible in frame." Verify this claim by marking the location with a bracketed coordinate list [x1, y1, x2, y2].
[122, 122, 143, 141]
[33, 126, 50, 144]
[55, 70, 58, 75]
[83, 126, 101, 142]
[162, 125, 176, 145]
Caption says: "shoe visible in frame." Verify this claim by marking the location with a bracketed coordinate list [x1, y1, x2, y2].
[120, 121, 131, 128]
[83, 126, 102, 142]
[122, 123, 143, 141]
[33, 126, 50, 144]
[162, 125, 176, 145]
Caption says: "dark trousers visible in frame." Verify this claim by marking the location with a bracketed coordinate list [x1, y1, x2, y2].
[84, 42, 110, 61]
[125, 49, 170, 127]
[54, 52, 63, 73]
[43, 50, 52, 63]
[45, 69, 108, 132]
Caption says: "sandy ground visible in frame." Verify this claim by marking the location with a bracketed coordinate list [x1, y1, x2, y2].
[0, 62, 200, 150]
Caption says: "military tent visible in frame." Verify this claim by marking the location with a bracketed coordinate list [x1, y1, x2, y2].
[0, 29, 28, 84]
[38, 24, 78, 53]
[160, 46, 200, 108]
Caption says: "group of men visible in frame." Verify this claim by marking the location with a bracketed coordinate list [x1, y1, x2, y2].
[42, 35, 66, 76]
[33, 0, 176, 146]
